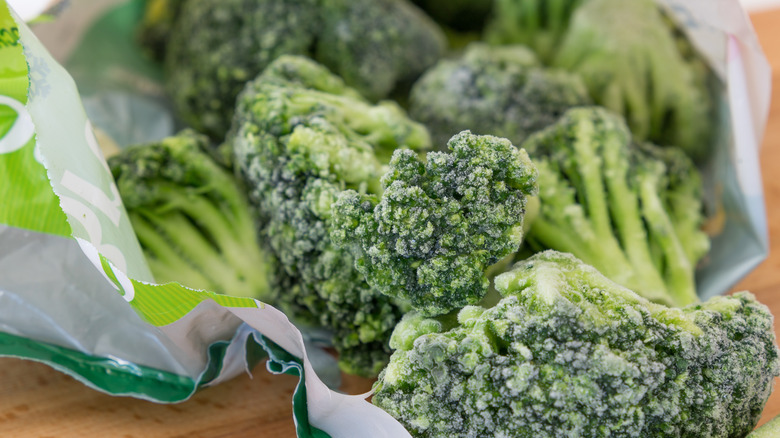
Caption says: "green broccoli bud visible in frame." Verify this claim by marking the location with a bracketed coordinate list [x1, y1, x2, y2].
[164, 0, 318, 141]
[108, 130, 277, 300]
[256, 54, 366, 100]
[331, 131, 538, 316]
[521, 107, 708, 307]
[163, 0, 446, 141]
[230, 56, 431, 376]
[316, 0, 447, 102]
[553, 0, 715, 161]
[409, 43, 591, 150]
[374, 251, 780, 438]
[485, 0, 584, 64]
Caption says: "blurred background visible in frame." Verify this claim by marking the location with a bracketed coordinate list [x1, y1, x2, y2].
[743, 0, 780, 11]
[8, 0, 780, 22]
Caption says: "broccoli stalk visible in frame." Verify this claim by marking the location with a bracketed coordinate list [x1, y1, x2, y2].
[638, 142, 711, 265]
[316, 0, 447, 102]
[109, 130, 275, 300]
[552, 0, 714, 161]
[331, 131, 538, 316]
[373, 251, 780, 438]
[485, 0, 584, 64]
[522, 107, 707, 307]
[230, 55, 431, 376]
[483, 0, 715, 161]
[163, 0, 445, 140]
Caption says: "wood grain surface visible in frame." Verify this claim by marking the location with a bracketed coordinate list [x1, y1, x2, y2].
[3, 9, 780, 438]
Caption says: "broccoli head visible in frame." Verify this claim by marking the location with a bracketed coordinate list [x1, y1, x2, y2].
[521, 107, 708, 307]
[485, 0, 584, 64]
[316, 0, 447, 102]
[164, 0, 318, 140]
[409, 43, 591, 150]
[108, 130, 277, 300]
[373, 251, 780, 438]
[229, 56, 431, 376]
[553, 0, 715, 161]
[331, 131, 538, 316]
[164, 0, 446, 140]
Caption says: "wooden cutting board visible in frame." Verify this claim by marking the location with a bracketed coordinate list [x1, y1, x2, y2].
[3, 9, 780, 438]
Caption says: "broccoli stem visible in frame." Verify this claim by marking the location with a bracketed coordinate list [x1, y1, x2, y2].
[668, 188, 710, 263]
[548, 0, 576, 36]
[601, 137, 668, 302]
[566, 120, 640, 287]
[129, 212, 217, 290]
[571, 121, 611, 240]
[133, 182, 271, 299]
[637, 168, 698, 307]
[520, 0, 541, 36]
[528, 159, 635, 289]
[528, 212, 598, 263]
[170, 194, 272, 300]
[140, 208, 246, 290]
[287, 91, 429, 155]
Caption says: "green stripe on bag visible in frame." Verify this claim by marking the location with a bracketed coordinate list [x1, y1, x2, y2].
[0, 330, 197, 402]
[256, 335, 333, 438]
[127, 279, 261, 327]
[0, 2, 71, 237]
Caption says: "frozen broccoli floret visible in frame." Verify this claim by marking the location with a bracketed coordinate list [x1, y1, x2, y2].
[409, 43, 590, 150]
[521, 107, 708, 307]
[229, 56, 431, 376]
[411, 0, 494, 32]
[163, 0, 446, 141]
[108, 130, 277, 300]
[255, 54, 367, 100]
[331, 131, 537, 316]
[136, 0, 186, 61]
[164, 0, 318, 140]
[637, 142, 710, 265]
[316, 0, 447, 102]
[553, 0, 715, 161]
[374, 251, 780, 438]
[485, 0, 584, 64]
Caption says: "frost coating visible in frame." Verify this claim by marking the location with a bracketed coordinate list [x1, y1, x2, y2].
[230, 56, 431, 376]
[108, 130, 277, 300]
[409, 43, 590, 150]
[522, 107, 708, 307]
[164, 0, 445, 140]
[165, 0, 318, 140]
[373, 251, 780, 438]
[332, 131, 538, 316]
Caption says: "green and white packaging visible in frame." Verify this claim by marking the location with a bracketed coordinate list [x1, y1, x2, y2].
[0, 0, 770, 436]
